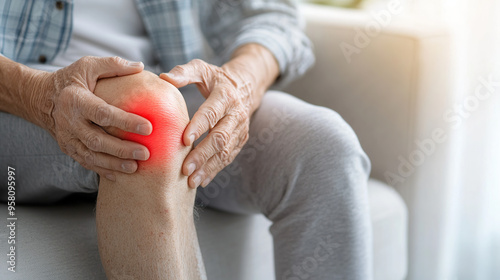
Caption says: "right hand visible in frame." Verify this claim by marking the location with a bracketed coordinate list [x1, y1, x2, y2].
[34, 56, 153, 181]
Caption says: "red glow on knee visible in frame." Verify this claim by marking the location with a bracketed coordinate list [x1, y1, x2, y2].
[121, 95, 184, 170]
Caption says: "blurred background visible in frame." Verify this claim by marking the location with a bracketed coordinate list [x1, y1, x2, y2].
[299, 0, 500, 279]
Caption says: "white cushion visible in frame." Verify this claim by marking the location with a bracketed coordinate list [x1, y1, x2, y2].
[369, 180, 408, 280]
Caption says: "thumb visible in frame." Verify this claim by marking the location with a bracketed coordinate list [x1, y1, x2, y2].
[87, 56, 144, 86]
[159, 59, 213, 89]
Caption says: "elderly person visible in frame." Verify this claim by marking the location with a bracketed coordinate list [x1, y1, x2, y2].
[0, 0, 372, 279]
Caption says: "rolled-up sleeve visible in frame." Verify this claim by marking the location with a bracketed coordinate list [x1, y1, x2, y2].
[200, 0, 315, 89]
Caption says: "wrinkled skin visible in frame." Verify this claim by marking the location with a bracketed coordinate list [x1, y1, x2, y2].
[36, 56, 153, 181]
[160, 44, 279, 188]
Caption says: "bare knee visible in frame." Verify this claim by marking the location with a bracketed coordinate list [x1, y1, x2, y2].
[94, 71, 191, 173]
[94, 71, 193, 205]
[93, 73, 202, 280]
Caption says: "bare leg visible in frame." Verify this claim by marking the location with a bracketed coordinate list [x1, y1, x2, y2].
[93, 71, 206, 279]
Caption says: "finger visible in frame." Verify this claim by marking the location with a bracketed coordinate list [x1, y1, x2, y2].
[79, 122, 150, 161]
[183, 92, 232, 146]
[190, 144, 243, 189]
[78, 56, 144, 90]
[69, 140, 119, 182]
[86, 151, 138, 174]
[80, 92, 153, 136]
[182, 115, 241, 176]
[197, 126, 248, 188]
[198, 128, 248, 188]
[187, 126, 242, 189]
[159, 59, 213, 89]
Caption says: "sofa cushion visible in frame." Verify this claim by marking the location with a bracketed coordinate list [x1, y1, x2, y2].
[0, 179, 406, 280]
[369, 180, 408, 280]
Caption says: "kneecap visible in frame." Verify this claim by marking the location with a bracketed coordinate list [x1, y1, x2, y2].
[94, 71, 190, 171]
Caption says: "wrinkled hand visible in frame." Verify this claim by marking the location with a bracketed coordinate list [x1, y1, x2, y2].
[160, 59, 257, 188]
[37, 56, 153, 181]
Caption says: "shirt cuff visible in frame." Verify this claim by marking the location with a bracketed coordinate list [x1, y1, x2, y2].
[221, 28, 315, 90]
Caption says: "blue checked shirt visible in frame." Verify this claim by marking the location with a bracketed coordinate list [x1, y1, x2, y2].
[0, 0, 314, 88]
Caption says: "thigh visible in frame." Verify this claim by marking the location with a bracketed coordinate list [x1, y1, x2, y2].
[0, 112, 98, 204]
[191, 90, 325, 214]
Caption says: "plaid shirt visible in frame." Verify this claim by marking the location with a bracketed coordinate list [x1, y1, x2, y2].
[0, 0, 314, 88]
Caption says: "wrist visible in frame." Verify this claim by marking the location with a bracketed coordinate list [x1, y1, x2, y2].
[0, 57, 54, 129]
[224, 43, 280, 110]
[26, 70, 55, 130]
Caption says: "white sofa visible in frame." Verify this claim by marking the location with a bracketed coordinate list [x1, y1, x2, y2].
[287, 4, 455, 280]
[1, 3, 455, 280]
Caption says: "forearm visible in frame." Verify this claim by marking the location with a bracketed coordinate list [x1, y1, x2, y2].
[224, 43, 280, 112]
[0, 56, 51, 127]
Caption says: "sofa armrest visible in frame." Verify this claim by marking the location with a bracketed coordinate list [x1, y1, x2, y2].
[285, 4, 457, 279]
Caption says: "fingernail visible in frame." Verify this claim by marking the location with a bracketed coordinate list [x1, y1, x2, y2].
[187, 163, 196, 176]
[201, 177, 212, 187]
[165, 73, 175, 79]
[121, 162, 136, 172]
[128, 61, 143, 67]
[133, 149, 148, 160]
[188, 134, 195, 145]
[193, 175, 202, 187]
[105, 173, 116, 182]
[136, 123, 151, 135]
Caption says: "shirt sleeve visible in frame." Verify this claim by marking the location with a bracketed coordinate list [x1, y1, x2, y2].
[199, 0, 315, 89]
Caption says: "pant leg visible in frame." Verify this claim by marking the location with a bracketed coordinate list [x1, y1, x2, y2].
[185, 90, 373, 280]
[0, 112, 98, 204]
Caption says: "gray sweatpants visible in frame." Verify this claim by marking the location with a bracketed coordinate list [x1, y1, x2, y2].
[0, 88, 372, 280]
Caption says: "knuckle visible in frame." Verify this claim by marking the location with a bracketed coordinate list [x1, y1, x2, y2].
[240, 108, 252, 125]
[190, 59, 206, 68]
[172, 64, 187, 75]
[222, 94, 239, 112]
[83, 151, 94, 166]
[95, 104, 111, 125]
[63, 140, 78, 157]
[212, 130, 230, 151]
[78, 56, 93, 65]
[220, 148, 231, 161]
[86, 133, 102, 151]
[195, 148, 212, 164]
[233, 109, 247, 123]
[187, 149, 202, 164]
[203, 108, 219, 129]
[109, 56, 125, 66]
[217, 148, 233, 167]
[114, 146, 128, 158]
[226, 92, 237, 105]
[191, 58, 203, 64]
[119, 117, 132, 131]
[220, 86, 233, 99]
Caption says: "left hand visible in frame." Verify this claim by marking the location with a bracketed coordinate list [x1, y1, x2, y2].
[160, 59, 256, 188]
